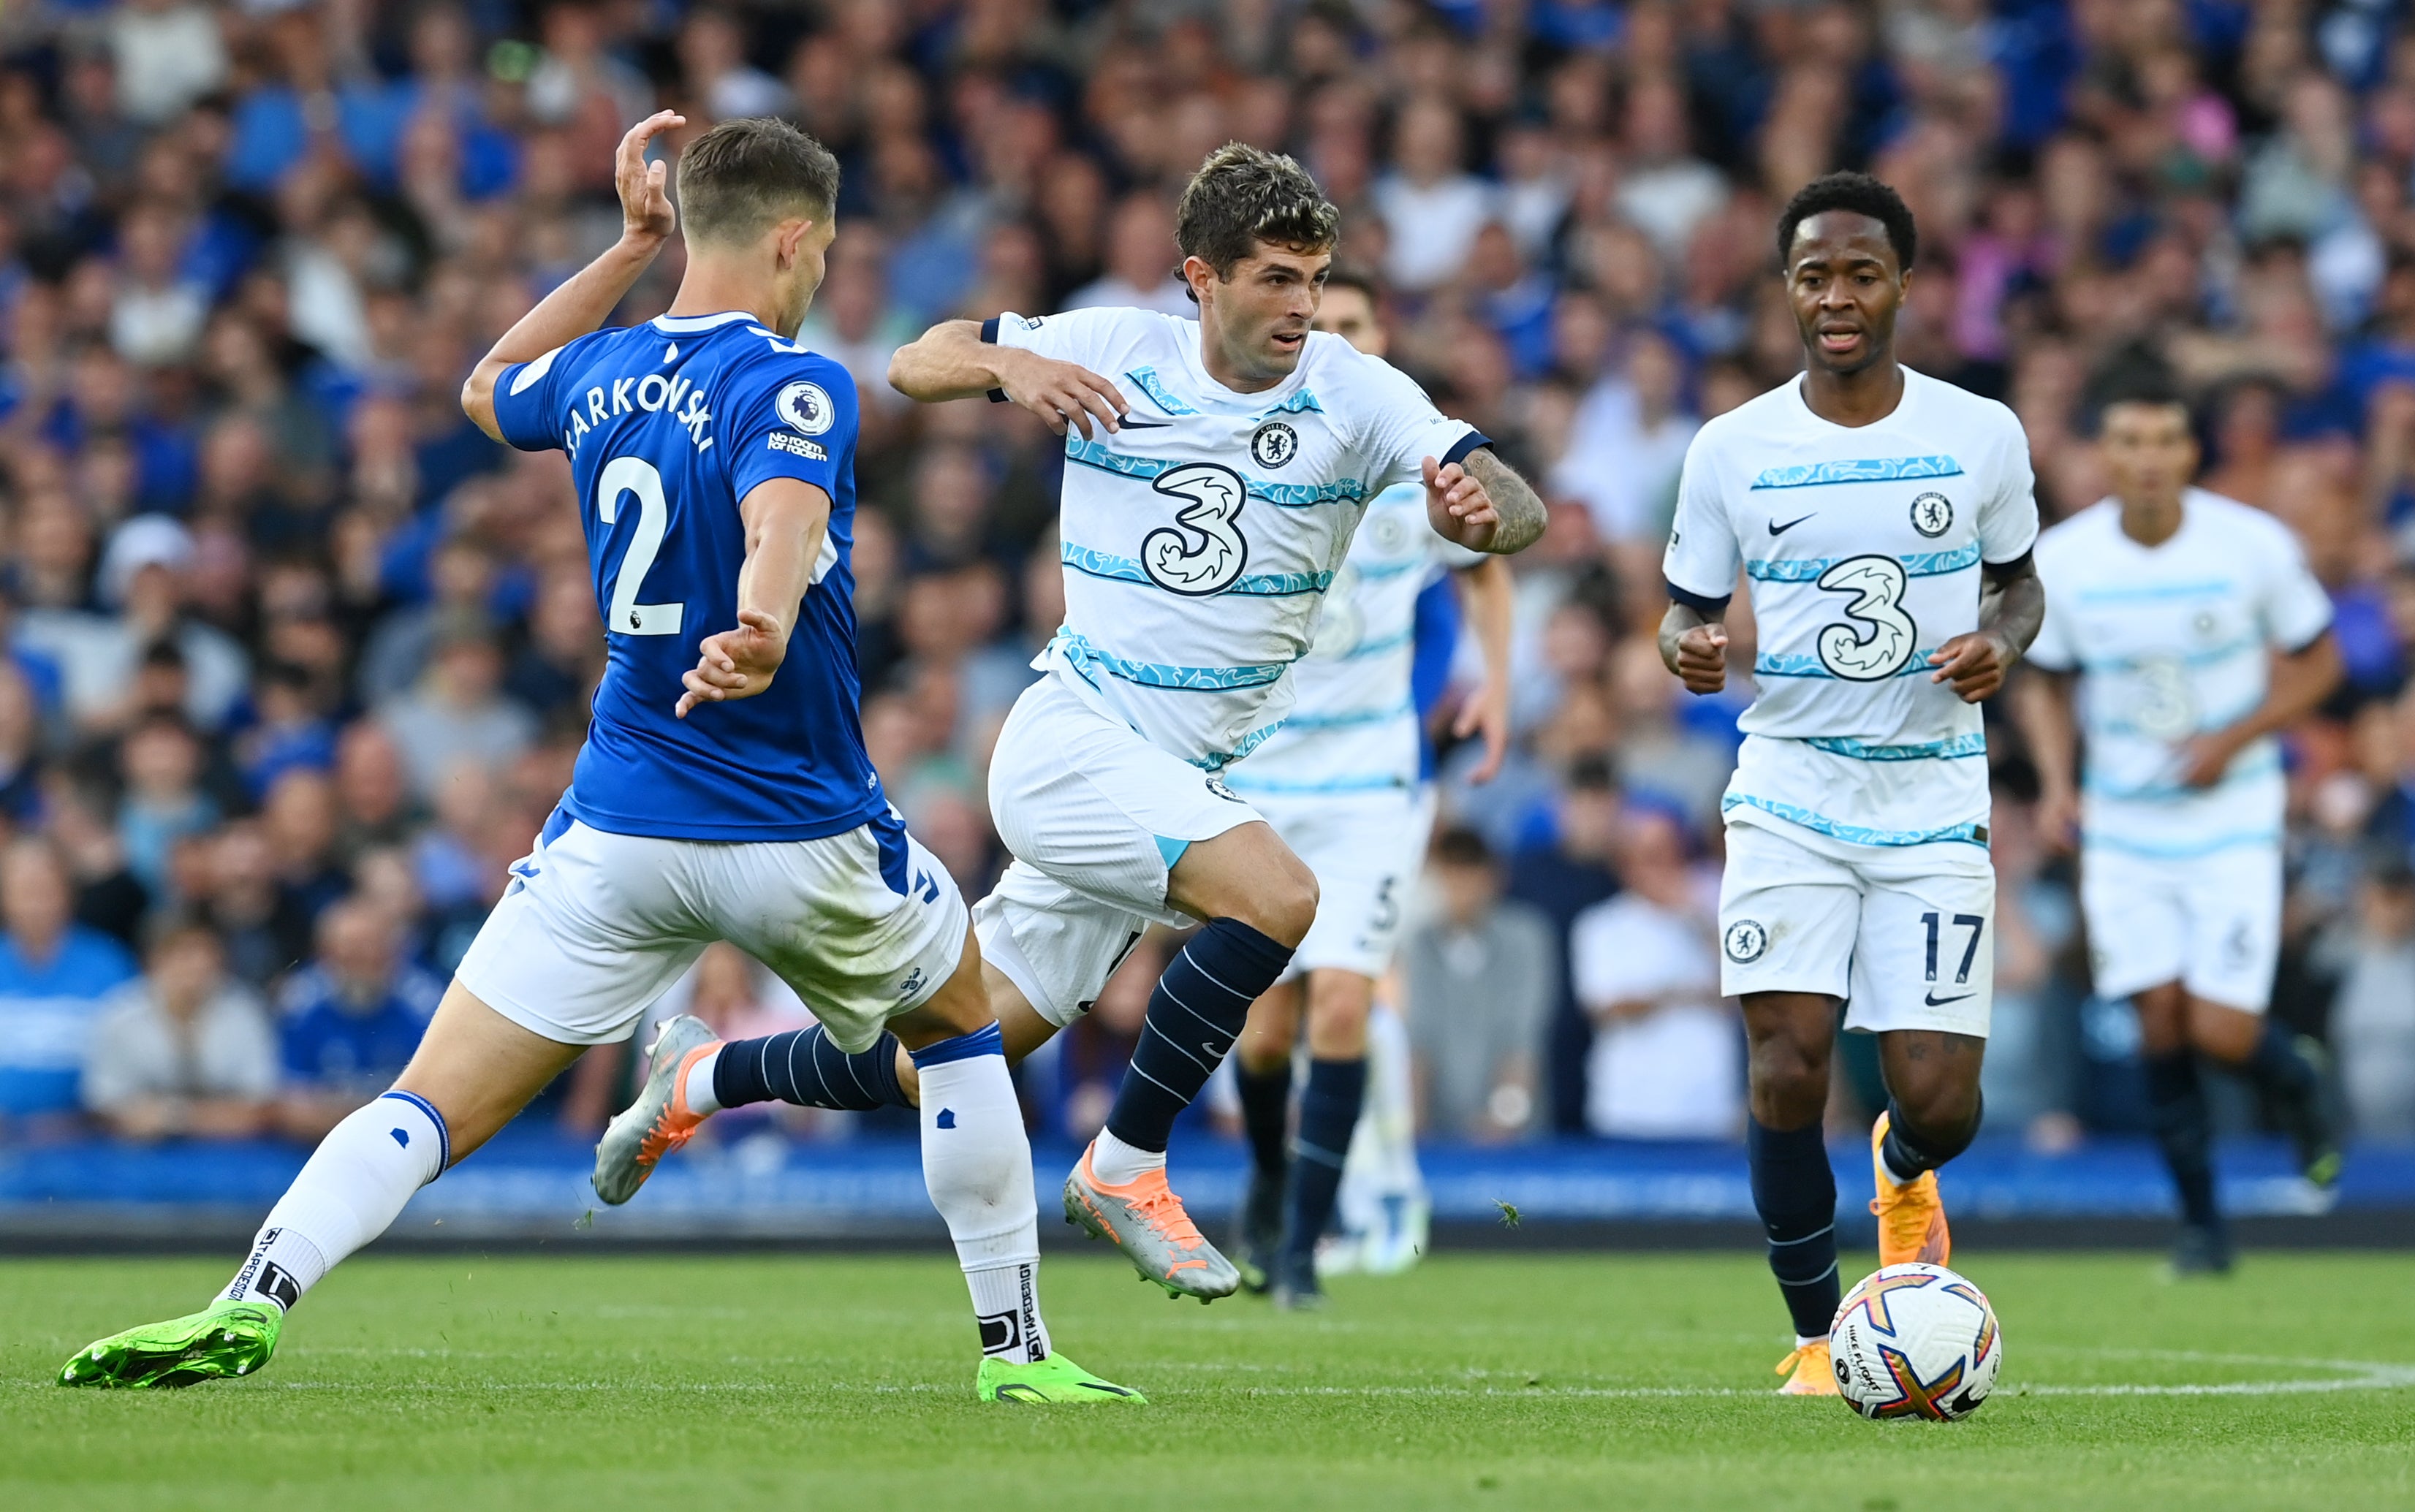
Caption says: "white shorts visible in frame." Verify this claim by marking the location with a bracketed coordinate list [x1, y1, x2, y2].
[2080, 840, 2281, 1011]
[1717, 810, 1996, 1038]
[1251, 786, 1436, 980]
[972, 675, 1264, 1029]
[457, 809, 968, 1052]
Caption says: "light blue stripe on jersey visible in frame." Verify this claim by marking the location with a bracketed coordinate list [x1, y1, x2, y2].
[1748, 456, 1964, 489]
[1256, 390, 1326, 417]
[2077, 637, 2262, 672]
[1341, 628, 1414, 660]
[1124, 367, 1199, 415]
[1053, 630, 1292, 691]
[1281, 698, 1414, 730]
[1061, 542, 1334, 596]
[1803, 732, 1988, 761]
[2083, 749, 2281, 800]
[1189, 719, 1287, 772]
[1754, 650, 1941, 679]
[1745, 543, 1982, 581]
[1224, 772, 1410, 794]
[1352, 555, 1430, 580]
[1063, 437, 1365, 507]
[2082, 828, 2280, 858]
[2071, 580, 2235, 604]
[1724, 793, 1987, 848]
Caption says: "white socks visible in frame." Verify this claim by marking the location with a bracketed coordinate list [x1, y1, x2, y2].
[221, 1091, 447, 1312]
[913, 1029, 1051, 1362]
[1088, 1126, 1166, 1188]
[681, 1046, 723, 1115]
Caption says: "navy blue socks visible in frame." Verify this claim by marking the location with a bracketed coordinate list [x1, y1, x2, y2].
[1879, 1094, 1981, 1182]
[1107, 919, 1295, 1155]
[2242, 1021, 2320, 1101]
[1283, 1057, 1365, 1262]
[1237, 1059, 1293, 1179]
[713, 1025, 911, 1112]
[2143, 1049, 2221, 1231]
[1748, 1117, 1840, 1340]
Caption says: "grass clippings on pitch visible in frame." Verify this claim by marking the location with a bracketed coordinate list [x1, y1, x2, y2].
[9, 1252, 2412, 1511]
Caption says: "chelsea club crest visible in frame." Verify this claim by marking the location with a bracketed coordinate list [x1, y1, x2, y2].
[1251, 422, 1298, 468]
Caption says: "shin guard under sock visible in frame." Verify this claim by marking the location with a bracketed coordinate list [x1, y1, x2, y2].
[2144, 1049, 2221, 1231]
[1748, 1117, 1840, 1340]
[1282, 1057, 1366, 1263]
[714, 1025, 911, 1112]
[1236, 1060, 1294, 1179]
[1105, 919, 1294, 1155]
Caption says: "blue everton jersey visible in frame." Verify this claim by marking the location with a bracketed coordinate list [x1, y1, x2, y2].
[490, 310, 884, 841]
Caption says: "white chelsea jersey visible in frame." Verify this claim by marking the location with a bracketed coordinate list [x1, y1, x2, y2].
[1224, 482, 1482, 797]
[986, 308, 1482, 768]
[1662, 368, 2039, 847]
[2028, 488, 2332, 859]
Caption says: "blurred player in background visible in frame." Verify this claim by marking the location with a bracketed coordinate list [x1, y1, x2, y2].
[2017, 383, 2343, 1276]
[63, 116, 1136, 1405]
[1224, 269, 1514, 1308]
[607, 144, 1549, 1299]
[1659, 174, 2044, 1394]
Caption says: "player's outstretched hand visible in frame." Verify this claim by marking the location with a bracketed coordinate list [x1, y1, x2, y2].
[1422, 457, 1499, 550]
[1672, 623, 1728, 695]
[675, 609, 786, 718]
[995, 349, 1127, 438]
[1927, 630, 2014, 702]
[616, 110, 686, 248]
[1453, 675, 1512, 783]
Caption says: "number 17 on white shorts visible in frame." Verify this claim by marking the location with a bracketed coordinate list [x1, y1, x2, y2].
[1716, 815, 1996, 1038]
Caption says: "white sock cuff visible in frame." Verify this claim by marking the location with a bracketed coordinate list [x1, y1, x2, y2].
[374, 1090, 451, 1182]
[682, 1046, 723, 1116]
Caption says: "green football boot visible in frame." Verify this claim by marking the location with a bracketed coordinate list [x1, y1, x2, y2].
[57, 1300, 282, 1389]
[976, 1353, 1147, 1405]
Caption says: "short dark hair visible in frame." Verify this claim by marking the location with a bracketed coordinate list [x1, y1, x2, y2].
[1775, 172, 1917, 273]
[1175, 143, 1340, 288]
[678, 117, 841, 246]
[2091, 371, 2192, 432]
[1321, 264, 1384, 308]
[1430, 825, 1494, 870]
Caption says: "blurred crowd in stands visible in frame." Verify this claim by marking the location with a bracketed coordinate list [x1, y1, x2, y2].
[0, 0, 2412, 1155]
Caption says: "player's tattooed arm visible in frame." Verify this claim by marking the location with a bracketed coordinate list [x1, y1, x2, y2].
[1423, 447, 1547, 555]
[885, 320, 1129, 438]
[1928, 551, 2044, 703]
[1658, 600, 1731, 696]
[462, 110, 685, 441]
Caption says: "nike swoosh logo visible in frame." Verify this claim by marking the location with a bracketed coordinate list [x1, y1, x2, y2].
[1768, 514, 1816, 536]
[1924, 990, 1974, 1006]
[1116, 417, 1172, 429]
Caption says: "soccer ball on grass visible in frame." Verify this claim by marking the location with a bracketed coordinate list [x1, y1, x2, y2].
[1828, 1262, 2002, 1421]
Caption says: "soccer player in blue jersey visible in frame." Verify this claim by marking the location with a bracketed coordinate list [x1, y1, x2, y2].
[59, 115, 1136, 1405]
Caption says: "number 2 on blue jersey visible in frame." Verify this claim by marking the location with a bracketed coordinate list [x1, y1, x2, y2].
[596, 456, 685, 636]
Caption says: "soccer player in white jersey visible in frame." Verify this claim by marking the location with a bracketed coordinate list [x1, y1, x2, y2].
[2014, 384, 2342, 1275]
[1222, 270, 1515, 1308]
[1658, 174, 2045, 1395]
[59, 116, 1135, 1404]
[601, 145, 1548, 1299]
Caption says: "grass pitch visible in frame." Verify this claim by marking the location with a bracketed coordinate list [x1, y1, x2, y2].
[9, 1250, 2411, 1511]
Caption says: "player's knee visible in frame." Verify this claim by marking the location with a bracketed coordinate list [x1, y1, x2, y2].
[1305, 974, 1373, 1057]
[1893, 1079, 1982, 1150]
[1237, 855, 1319, 946]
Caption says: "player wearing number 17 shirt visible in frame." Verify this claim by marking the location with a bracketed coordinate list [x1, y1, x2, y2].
[59, 115, 1135, 1405]
[1658, 175, 2045, 1396]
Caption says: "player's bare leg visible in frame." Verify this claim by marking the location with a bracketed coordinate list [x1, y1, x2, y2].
[62, 986, 583, 1388]
[1870, 1030, 1984, 1269]
[1741, 991, 1845, 1394]
[1067, 821, 1316, 1302]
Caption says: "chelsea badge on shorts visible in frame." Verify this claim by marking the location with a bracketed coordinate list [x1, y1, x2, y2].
[777, 381, 835, 436]
[1909, 491, 1952, 537]
[1724, 919, 1769, 963]
[1251, 421, 1298, 468]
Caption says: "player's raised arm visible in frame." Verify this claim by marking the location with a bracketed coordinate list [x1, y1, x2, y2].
[886, 318, 1129, 438]
[676, 478, 832, 718]
[1421, 449, 1547, 555]
[461, 110, 685, 442]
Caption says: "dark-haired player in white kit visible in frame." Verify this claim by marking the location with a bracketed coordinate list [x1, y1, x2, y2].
[2016, 382, 2342, 1276]
[61, 114, 1134, 1405]
[1659, 172, 2044, 1394]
